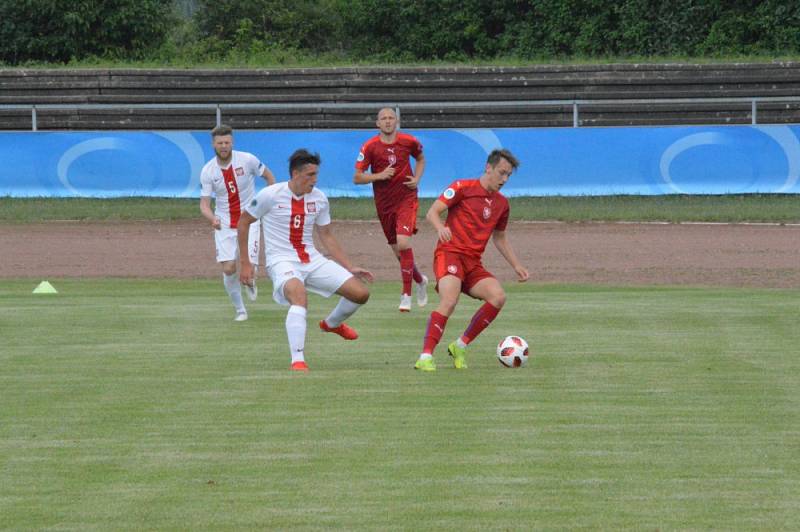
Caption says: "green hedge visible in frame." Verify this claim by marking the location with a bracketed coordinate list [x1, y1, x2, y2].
[0, 0, 176, 64]
[185, 0, 800, 61]
[2, 0, 799, 65]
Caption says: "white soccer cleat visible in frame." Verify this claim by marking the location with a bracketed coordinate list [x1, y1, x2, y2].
[416, 274, 429, 307]
[399, 294, 412, 312]
[244, 281, 258, 302]
[234, 311, 248, 322]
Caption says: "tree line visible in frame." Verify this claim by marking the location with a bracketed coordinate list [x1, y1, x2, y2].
[2, 0, 799, 65]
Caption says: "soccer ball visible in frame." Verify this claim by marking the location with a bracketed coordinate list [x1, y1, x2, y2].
[497, 336, 529, 368]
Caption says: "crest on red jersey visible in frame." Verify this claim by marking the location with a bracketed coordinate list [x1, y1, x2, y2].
[306, 202, 316, 213]
[483, 206, 492, 219]
[388, 154, 397, 166]
[235, 167, 244, 176]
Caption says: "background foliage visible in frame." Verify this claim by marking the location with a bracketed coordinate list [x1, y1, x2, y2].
[2, 0, 800, 65]
[0, 0, 176, 64]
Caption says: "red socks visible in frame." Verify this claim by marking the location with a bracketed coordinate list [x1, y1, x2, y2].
[422, 311, 448, 355]
[412, 264, 423, 284]
[422, 303, 500, 356]
[399, 248, 414, 295]
[461, 302, 501, 344]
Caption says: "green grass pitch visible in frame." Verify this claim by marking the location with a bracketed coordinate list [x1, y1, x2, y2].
[1, 280, 799, 529]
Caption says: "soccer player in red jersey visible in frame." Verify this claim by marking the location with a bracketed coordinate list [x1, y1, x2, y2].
[354, 107, 429, 312]
[414, 149, 529, 371]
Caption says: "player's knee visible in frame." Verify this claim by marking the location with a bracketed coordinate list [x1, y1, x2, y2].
[340, 277, 369, 305]
[283, 280, 307, 306]
[351, 283, 370, 305]
[487, 290, 506, 308]
[221, 261, 237, 276]
[438, 299, 458, 316]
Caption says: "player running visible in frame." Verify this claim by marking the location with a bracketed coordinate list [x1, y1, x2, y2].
[414, 149, 529, 371]
[354, 107, 429, 312]
[237, 149, 373, 372]
[200, 124, 275, 321]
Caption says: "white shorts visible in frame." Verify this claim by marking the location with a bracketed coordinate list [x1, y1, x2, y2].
[214, 220, 260, 264]
[267, 257, 353, 306]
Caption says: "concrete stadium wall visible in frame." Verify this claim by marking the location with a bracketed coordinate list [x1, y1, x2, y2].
[3, 125, 799, 197]
[2, 63, 800, 130]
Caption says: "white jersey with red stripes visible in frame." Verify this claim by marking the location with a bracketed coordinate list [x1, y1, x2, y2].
[245, 182, 331, 267]
[200, 150, 265, 229]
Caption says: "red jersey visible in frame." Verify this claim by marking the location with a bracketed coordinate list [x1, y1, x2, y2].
[436, 179, 510, 258]
[355, 132, 423, 214]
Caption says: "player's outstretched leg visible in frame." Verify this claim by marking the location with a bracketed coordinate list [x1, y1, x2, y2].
[462, 299, 503, 342]
[449, 302, 502, 368]
[320, 277, 369, 340]
[449, 279, 505, 368]
[319, 299, 360, 340]
[319, 316, 359, 340]
[223, 272, 247, 321]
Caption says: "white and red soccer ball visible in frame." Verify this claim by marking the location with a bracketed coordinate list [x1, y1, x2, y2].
[497, 335, 529, 368]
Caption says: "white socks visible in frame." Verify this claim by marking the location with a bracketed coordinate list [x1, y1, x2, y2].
[286, 305, 307, 363]
[223, 273, 245, 313]
[323, 297, 361, 328]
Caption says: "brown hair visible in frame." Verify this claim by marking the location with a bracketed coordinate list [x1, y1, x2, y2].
[487, 148, 519, 169]
[211, 124, 233, 138]
[289, 149, 321, 174]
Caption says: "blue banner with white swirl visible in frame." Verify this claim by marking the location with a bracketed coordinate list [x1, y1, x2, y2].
[2, 125, 799, 197]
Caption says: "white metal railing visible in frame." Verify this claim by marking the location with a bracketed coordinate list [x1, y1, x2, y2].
[3, 96, 800, 131]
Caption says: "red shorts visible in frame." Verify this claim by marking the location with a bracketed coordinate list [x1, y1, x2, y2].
[377, 199, 418, 245]
[433, 249, 494, 295]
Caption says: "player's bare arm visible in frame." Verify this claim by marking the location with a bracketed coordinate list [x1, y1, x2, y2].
[403, 152, 425, 189]
[316, 224, 374, 283]
[199, 196, 221, 230]
[236, 210, 258, 285]
[354, 166, 395, 185]
[261, 166, 276, 185]
[492, 229, 529, 282]
[426, 199, 452, 242]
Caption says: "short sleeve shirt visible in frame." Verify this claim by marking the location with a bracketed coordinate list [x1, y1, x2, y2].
[355, 132, 423, 214]
[245, 182, 331, 267]
[435, 179, 510, 258]
[200, 150, 265, 228]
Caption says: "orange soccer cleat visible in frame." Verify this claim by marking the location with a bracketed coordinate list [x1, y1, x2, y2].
[290, 361, 310, 372]
[319, 320, 358, 340]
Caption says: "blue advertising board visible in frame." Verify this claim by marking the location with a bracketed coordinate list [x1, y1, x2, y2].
[1, 125, 798, 197]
